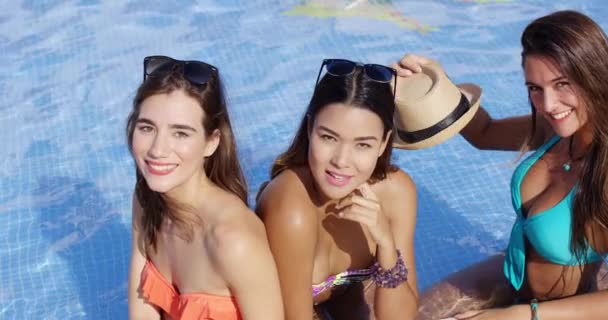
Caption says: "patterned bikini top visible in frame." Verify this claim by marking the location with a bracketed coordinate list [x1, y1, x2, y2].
[312, 268, 373, 297]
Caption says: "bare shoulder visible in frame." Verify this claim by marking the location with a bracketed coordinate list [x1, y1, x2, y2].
[257, 168, 311, 207]
[211, 192, 266, 244]
[373, 168, 417, 220]
[256, 168, 318, 232]
[374, 168, 416, 199]
[207, 202, 269, 267]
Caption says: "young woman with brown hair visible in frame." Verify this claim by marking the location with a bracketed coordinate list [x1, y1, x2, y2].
[397, 10, 608, 320]
[127, 56, 283, 320]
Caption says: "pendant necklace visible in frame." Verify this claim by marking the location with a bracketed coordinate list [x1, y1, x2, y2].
[562, 137, 585, 172]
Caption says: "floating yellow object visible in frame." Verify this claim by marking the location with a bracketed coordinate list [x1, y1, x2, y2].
[284, 2, 438, 34]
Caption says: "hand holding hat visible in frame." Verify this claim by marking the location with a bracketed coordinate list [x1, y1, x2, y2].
[393, 53, 435, 77]
[390, 54, 482, 150]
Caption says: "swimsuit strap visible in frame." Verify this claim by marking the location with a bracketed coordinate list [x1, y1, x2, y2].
[312, 268, 373, 297]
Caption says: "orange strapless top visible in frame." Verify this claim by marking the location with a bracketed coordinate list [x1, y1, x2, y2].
[140, 259, 242, 320]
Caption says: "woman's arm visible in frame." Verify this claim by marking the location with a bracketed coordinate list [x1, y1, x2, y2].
[256, 172, 319, 320]
[128, 193, 161, 320]
[451, 225, 608, 319]
[333, 170, 419, 319]
[450, 218, 608, 319]
[449, 289, 608, 320]
[213, 207, 284, 320]
[373, 169, 419, 320]
[459, 108, 549, 151]
[393, 53, 552, 151]
[530, 290, 608, 319]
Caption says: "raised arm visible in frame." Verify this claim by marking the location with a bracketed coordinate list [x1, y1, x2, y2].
[213, 207, 284, 320]
[256, 174, 318, 320]
[374, 169, 419, 319]
[128, 193, 161, 320]
[331, 169, 419, 319]
[393, 53, 552, 151]
[459, 107, 548, 151]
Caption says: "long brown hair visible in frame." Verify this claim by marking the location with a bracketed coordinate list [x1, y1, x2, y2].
[521, 10, 608, 261]
[126, 64, 247, 251]
[257, 66, 398, 202]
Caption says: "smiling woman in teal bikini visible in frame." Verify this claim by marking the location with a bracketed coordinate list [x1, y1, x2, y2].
[396, 10, 608, 320]
[256, 59, 418, 319]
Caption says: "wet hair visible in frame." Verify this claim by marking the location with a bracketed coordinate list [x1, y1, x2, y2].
[257, 66, 398, 201]
[126, 66, 247, 251]
[521, 10, 608, 262]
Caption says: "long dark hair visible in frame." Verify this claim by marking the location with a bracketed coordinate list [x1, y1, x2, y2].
[257, 66, 398, 201]
[126, 66, 247, 251]
[521, 10, 608, 261]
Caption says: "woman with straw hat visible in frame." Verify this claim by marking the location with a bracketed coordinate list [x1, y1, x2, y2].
[395, 10, 608, 320]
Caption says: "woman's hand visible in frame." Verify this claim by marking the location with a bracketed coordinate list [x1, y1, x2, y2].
[336, 183, 394, 249]
[392, 53, 434, 77]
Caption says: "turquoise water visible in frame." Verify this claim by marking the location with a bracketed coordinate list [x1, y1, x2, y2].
[2, 1, 607, 318]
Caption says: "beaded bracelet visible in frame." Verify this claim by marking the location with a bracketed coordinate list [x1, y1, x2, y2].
[370, 250, 408, 288]
[530, 299, 539, 320]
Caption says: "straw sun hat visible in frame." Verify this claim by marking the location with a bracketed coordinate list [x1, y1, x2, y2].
[391, 61, 481, 150]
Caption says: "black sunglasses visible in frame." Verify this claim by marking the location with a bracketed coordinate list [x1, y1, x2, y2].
[315, 59, 397, 97]
[143, 55, 218, 86]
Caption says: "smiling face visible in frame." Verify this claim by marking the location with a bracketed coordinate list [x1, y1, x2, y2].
[131, 89, 219, 196]
[307, 102, 389, 200]
[524, 54, 588, 137]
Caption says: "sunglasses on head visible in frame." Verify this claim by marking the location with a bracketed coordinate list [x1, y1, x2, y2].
[143, 55, 218, 86]
[315, 59, 397, 97]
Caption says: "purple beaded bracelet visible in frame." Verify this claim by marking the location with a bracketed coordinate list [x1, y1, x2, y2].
[370, 250, 408, 288]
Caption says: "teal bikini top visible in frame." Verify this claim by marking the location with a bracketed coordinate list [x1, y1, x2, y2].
[503, 135, 605, 290]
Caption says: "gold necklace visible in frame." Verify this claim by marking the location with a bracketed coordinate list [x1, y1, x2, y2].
[562, 137, 586, 171]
